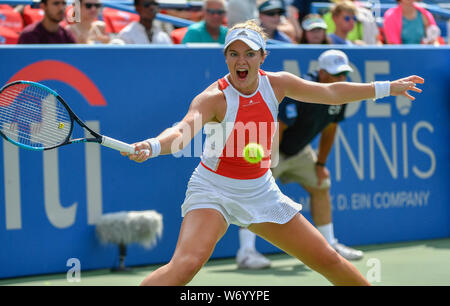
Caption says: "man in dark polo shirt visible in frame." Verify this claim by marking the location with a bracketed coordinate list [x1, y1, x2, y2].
[18, 0, 76, 44]
[272, 49, 364, 261]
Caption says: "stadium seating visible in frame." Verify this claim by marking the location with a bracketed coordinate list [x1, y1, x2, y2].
[0, 24, 18, 44]
[102, 7, 139, 34]
[0, 4, 23, 34]
[170, 26, 187, 44]
[22, 5, 44, 26]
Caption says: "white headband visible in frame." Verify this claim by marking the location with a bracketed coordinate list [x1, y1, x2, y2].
[224, 28, 266, 52]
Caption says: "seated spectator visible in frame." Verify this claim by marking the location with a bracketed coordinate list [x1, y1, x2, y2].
[117, 0, 172, 44]
[328, 0, 357, 45]
[324, 0, 380, 45]
[182, 0, 228, 44]
[18, 0, 76, 44]
[258, 0, 292, 43]
[300, 14, 331, 44]
[383, 0, 439, 45]
[66, 0, 109, 44]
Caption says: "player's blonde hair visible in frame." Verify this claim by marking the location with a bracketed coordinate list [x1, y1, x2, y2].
[225, 20, 268, 56]
[229, 19, 268, 42]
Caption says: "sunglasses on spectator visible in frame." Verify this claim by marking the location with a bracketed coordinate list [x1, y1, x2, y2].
[344, 15, 357, 22]
[331, 71, 349, 78]
[262, 10, 284, 17]
[142, 1, 159, 8]
[52, 1, 67, 6]
[84, 3, 102, 9]
[206, 9, 225, 16]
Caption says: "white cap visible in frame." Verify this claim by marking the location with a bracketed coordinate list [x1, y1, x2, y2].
[302, 16, 327, 31]
[224, 28, 266, 52]
[318, 50, 353, 75]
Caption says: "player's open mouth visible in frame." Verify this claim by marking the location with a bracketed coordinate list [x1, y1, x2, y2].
[236, 69, 248, 80]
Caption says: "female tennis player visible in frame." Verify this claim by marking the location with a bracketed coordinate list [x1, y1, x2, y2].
[123, 20, 423, 286]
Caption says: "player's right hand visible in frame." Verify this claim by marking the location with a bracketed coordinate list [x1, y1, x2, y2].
[121, 141, 151, 163]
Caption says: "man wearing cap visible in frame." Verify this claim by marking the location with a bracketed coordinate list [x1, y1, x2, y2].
[258, 0, 292, 43]
[270, 50, 364, 261]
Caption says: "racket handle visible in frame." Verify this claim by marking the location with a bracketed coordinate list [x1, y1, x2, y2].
[101, 136, 150, 155]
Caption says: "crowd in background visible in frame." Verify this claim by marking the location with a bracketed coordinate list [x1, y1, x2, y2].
[0, 0, 447, 45]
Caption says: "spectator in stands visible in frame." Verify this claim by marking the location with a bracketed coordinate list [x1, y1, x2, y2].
[257, 0, 292, 43]
[383, 0, 439, 45]
[18, 0, 76, 44]
[181, 0, 228, 44]
[300, 14, 331, 44]
[66, 0, 110, 44]
[270, 49, 364, 261]
[117, 0, 172, 44]
[328, 0, 357, 45]
[323, 0, 380, 45]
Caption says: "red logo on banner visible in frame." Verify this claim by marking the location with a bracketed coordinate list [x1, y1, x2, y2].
[7, 60, 107, 106]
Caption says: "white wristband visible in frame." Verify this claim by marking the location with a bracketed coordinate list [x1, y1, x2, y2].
[146, 138, 161, 158]
[373, 81, 391, 100]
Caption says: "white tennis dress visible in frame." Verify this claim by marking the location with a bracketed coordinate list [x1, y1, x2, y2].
[181, 70, 302, 227]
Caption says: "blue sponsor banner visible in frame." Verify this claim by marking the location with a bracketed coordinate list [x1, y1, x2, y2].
[0, 45, 449, 278]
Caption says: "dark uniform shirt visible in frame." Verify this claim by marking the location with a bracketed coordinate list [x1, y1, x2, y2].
[18, 21, 76, 44]
[278, 72, 347, 156]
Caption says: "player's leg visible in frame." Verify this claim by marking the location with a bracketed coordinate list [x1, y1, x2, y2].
[140, 208, 228, 286]
[248, 213, 370, 286]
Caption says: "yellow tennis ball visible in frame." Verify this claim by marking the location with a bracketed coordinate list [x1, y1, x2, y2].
[243, 143, 264, 164]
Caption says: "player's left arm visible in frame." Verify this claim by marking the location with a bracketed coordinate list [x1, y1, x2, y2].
[270, 72, 424, 105]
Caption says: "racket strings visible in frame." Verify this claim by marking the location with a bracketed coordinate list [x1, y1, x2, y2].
[0, 83, 72, 148]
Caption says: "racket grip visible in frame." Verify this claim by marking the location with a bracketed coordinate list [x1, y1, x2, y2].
[101, 136, 135, 154]
[101, 136, 150, 155]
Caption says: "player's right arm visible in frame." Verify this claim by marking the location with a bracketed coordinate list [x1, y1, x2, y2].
[125, 82, 226, 162]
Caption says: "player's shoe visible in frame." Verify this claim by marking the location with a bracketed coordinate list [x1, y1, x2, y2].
[332, 241, 364, 260]
[236, 248, 271, 269]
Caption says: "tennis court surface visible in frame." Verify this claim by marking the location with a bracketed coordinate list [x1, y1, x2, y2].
[1, 237, 449, 286]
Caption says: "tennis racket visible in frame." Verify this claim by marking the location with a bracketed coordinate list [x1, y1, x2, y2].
[0, 80, 143, 154]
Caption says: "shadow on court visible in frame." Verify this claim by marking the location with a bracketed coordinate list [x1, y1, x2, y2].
[1, 238, 449, 286]
[208, 260, 311, 277]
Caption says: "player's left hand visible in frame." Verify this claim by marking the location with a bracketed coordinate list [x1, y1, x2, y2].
[390, 75, 424, 100]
